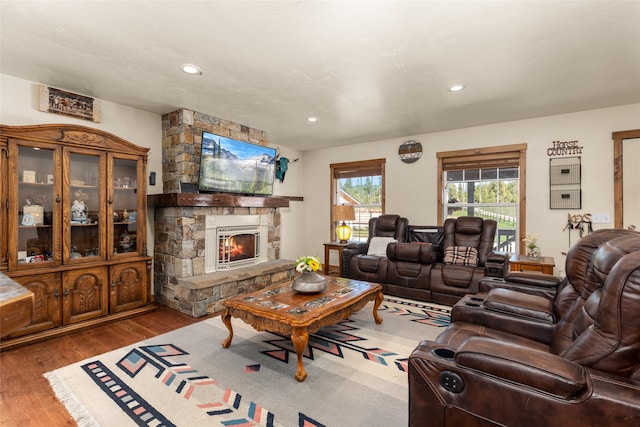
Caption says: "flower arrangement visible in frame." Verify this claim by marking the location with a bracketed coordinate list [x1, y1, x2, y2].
[295, 256, 320, 273]
[523, 232, 539, 257]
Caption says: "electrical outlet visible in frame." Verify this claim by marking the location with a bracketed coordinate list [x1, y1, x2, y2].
[592, 213, 610, 224]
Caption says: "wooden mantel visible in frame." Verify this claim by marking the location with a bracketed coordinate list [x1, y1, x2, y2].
[147, 193, 298, 208]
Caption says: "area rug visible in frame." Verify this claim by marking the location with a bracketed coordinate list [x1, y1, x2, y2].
[45, 296, 450, 427]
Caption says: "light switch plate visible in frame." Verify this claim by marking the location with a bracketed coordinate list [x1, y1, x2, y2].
[592, 213, 610, 224]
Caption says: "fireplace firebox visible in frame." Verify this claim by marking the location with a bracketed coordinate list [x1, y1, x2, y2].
[217, 227, 259, 270]
[206, 214, 268, 272]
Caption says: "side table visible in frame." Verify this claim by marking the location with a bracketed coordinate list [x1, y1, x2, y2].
[323, 242, 350, 276]
[509, 254, 555, 275]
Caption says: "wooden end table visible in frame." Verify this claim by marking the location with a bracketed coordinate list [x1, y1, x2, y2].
[221, 277, 383, 382]
[509, 254, 555, 275]
[323, 241, 350, 276]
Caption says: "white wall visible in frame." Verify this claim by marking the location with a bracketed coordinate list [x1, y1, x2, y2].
[301, 103, 640, 274]
[270, 146, 305, 261]
[1, 74, 164, 188]
[0, 73, 308, 265]
[3, 73, 638, 276]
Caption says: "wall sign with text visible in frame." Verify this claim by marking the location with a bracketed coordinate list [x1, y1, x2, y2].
[547, 140, 583, 157]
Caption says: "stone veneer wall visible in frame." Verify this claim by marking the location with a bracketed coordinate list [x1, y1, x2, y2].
[161, 108, 269, 194]
[154, 109, 293, 317]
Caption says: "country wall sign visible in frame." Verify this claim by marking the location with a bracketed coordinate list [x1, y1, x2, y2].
[547, 140, 583, 156]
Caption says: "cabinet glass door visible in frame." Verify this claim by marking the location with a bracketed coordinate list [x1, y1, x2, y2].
[111, 157, 139, 256]
[15, 144, 58, 267]
[67, 151, 104, 262]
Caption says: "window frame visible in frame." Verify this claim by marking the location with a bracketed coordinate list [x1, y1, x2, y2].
[437, 144, 527, 253]
[330, 158, 386, 242]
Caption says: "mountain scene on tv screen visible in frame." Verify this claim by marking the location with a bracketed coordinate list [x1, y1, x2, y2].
[200, 134, 275, 195]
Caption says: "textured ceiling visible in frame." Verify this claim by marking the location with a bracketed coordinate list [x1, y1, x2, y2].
[1, 1, 639, 151]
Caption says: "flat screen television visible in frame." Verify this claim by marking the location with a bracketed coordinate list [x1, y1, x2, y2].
[198, 131, 276, 196]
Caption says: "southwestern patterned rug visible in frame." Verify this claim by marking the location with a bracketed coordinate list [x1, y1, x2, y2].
[45, 296, 450, 427]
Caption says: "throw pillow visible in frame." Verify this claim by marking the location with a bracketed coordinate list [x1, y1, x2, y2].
[443, 246, 479, 266]
[367, 237, 397, 256]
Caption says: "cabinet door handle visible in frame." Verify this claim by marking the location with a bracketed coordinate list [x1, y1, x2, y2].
[63, 288, 69, 296]
[108, 197, 113, 204]
[56, 195, 61, 203]
[111, 281, 117, 288]
[53, 289, 60, 298]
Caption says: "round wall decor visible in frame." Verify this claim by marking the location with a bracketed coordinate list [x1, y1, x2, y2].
[398, 140, 423, 163]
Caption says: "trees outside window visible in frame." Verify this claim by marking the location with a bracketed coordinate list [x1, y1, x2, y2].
[437, 144, 527, 253]
[445, 167, 519, 252]
[330, 159, 385, 242]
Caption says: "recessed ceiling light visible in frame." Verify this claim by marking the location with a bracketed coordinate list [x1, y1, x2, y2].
[448, 84, 466, 92]
[307, 117, 317, 122]
[181, 63, 202, 75]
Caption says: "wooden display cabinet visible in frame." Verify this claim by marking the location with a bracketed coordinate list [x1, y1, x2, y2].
[0, 124, 154, 350]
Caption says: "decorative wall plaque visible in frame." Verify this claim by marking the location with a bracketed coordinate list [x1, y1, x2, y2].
[398, 140, 423, 163]
[38, 85, 101, 122]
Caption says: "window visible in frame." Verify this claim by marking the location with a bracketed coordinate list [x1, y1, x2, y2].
[330, 159, 385, 242]
[437, 144, 527, 253]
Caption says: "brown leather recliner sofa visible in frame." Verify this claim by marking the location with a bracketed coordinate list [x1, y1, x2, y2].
[384, 216, 510, 305]
[408, 230, 640, 426]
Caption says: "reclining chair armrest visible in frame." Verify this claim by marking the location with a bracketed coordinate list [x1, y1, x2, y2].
[342, 242, 368, 277]
[504, 271, 561, 288]
[484, 252, 510, 278]
[451, 292, 556, 344]
[455, 337, 588, 399]
[480, 271, 562, 299]
[482, 288, 555, 322]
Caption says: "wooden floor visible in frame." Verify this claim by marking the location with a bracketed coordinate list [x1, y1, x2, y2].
[0, 305, 213, 426]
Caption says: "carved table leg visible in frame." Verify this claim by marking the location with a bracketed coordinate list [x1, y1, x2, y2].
[221, 309, 234, 348]
[372, 290, 384, 324]
[291, 327, 309, 382]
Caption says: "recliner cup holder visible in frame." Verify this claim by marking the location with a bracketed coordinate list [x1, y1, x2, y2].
[464, 302, 481, 307]
[432, 348, 456, 360]
[469, 297, 484, 302]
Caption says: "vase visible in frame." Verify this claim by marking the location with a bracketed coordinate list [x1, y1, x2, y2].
[71, 199, 88, 223]
[527, 247, 540, 258]
[292, 271, 327, 294]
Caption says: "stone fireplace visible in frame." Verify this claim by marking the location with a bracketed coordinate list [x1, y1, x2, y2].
[149, 109, 296, 317]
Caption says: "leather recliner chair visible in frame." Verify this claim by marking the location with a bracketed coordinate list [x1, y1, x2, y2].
[429, 216, 509, 305]
[452, 229, 640, 344]
[478, 228, 640, 300]
[342, 214, 409, 282]
[408, 233, 640, 427]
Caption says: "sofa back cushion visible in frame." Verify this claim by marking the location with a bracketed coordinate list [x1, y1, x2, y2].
[442, 216, 496, 266]
[367, 215, 409, 243]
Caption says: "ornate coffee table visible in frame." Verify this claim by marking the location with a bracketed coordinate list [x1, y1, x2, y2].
[221, 277, 383, 381]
